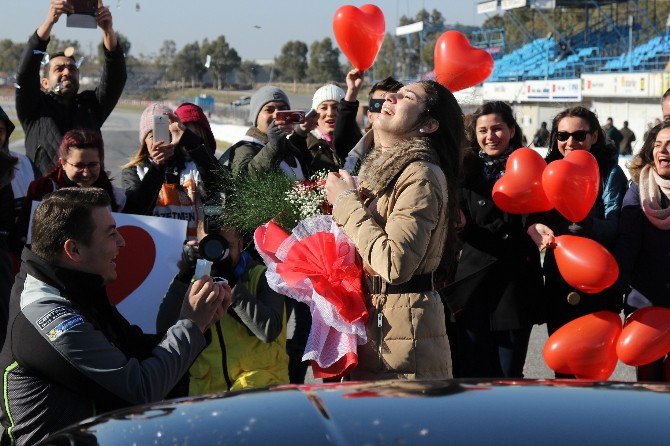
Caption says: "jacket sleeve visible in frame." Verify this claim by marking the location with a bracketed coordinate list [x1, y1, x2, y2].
[614, 186, 642, 293]
[230, 274, 284, 343]
[15, 32, 47, 127]
[94, 43, 127, 125]
[332, 164, 443, 284]
[121, 165, 164, 215]
[591, 165, 628, 244]
[156, 277, 190, 333]
[179, 128, 229, 193]
[232, 141, 281, 177]
[333, 99, 363, 161]
[16, 298, 205, 406]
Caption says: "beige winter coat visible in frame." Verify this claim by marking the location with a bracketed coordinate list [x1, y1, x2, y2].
[332, 137, 452, 380]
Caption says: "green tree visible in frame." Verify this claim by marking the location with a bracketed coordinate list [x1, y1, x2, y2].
[371, 33, 396, 80]
[201, 35, 241, 90]
[156, 39, 177, 71]
[308, 38, 342, 83]
[0, 40, 25, 73]
[46, 37, 80, 56]
[97, 32, 131, 63]
[237, 60, 261, 86]
[171, 41, 205, 88]
[275, 40, 308, 84]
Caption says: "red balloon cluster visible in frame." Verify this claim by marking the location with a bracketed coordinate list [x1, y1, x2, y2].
[553, 235, 619, 294]
[333, 5, 385, 72]
[617, 306, 670, 366]
[433, 31, 494, 92]
[492, 148, 552, 214]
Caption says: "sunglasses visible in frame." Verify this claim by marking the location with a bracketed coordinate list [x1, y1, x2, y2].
[556, 130, 590, 142]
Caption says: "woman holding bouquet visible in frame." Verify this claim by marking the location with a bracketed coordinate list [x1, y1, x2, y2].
[325, 80, 463, 380]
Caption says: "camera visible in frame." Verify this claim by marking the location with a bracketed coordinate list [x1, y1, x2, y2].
[199, 192, 230, 262]
[275, 110, 306, 124]
[369, 98, 385, 113]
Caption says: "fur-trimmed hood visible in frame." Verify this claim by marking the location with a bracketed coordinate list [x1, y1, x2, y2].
[358, 137, 440, 197]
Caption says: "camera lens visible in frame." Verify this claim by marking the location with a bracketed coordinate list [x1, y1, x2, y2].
[199, 234, 230, 262]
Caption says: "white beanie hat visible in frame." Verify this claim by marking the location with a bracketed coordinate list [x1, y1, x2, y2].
[311, 84, 345, 111]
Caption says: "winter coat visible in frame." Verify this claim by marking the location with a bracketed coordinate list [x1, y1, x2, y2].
[16, 32, 126, 175]
[443, 154, 544, 330]
[332, 98, 363, 161]
[332, 137, 452, 380]
[227, 127, 306, 179]
[615, 181, 670, 306]
[290, 130, 341, 176]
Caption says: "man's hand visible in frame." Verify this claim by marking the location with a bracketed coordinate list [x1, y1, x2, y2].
[38, 0, 74, 40]
[345, 68, 365, 102]
[179, 276, 230, 333]
[96, 1, 118, 51]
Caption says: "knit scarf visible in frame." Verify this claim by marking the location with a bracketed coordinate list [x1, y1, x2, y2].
[358, 137, 439, 198]
[478, 146, 514, 182]
[638, 164, 670, 230]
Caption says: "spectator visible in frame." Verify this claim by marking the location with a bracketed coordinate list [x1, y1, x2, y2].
[291, 84, 344, 175]
[603, 117, 623, 149]
[0, 106, 38, 214]
[16, 128, 125, 248]
[223, 86, 306, 180]
[16, 0, 126, 175]
[527, 106, 628, 377]
[157, 227, 289, 394]
[619, 120, 636, 155]
[122, 103, 223, 240]
[325, 80, 464, 380]
[643, 121, 654, 142]
[616, 122, 670, 381]
[532, 121, 550, 147]
[336, 71, 403, 173]
[0, 187, 230, 445]
[442, 101, 543, 379]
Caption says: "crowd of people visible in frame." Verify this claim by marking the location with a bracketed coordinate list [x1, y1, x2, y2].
[2, 1, 670, 444]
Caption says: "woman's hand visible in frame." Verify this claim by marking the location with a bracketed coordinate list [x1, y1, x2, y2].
[148, 140, 175, 167]
[167, 113, 186, 146]
[326, 170, 357, 205]
[527, 223, 555, 250]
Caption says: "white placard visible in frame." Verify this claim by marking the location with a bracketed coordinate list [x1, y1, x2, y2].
[477, 0, 498, 14]
[501, 0, 527, 10]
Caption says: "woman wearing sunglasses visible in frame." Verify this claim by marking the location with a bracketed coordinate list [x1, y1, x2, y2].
[527, 106, 627, 374]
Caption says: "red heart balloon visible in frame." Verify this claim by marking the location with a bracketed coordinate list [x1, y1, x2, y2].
[107, 226, 156, 306]
[542, 150, 600, 222]
[617, 306, 670, 366]
[433, 31, 494, 92]
[333, 4, 385, 72]
[553, 235, 619, 294]
[492, 147, 553, 214]
[543, 311, 622, 380]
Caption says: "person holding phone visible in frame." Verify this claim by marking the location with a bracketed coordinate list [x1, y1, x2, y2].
[122, 103, 223, 241]
[16, 0, 126, 175]
[223, 86, 307, 180]
[290, 84, 345, 175]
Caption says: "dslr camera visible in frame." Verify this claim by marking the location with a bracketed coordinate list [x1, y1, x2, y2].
[199, 193, 230, 263]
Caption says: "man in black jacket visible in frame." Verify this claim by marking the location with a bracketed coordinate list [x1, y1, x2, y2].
[0, 188, 231, 446]
[16, 0, 127, 175]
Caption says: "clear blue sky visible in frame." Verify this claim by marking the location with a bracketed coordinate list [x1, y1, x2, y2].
[2, 1, 484, 60]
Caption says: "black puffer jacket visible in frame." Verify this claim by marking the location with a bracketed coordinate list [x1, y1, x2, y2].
[16, 32, 127, 175]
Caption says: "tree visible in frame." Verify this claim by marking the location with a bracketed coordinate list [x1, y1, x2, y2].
[171, 41, 205, 88]
[201, 35, 241, 90]
[308, 38, 343, 83]
[371, 33, 396, 80]
[0, 40, 25, 73]
[275, 40, 308, 85]
[237, 60, 261, 86]
[46, 37, 81, 56]
[97, 32, 131, 63]
[156, 40, 177, 71]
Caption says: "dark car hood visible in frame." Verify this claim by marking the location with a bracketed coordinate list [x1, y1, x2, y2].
[41, 379, 670, 445]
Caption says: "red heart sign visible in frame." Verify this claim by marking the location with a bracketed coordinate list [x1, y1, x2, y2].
[542, 150, 600, 222]
[107, 226, 156, 306]
[543, 311, 622, 380]
[433, 31, 494, 92]
[492, 148, 553, 214]
[333, 4, 385, 72]
[553, 235, 619, 294]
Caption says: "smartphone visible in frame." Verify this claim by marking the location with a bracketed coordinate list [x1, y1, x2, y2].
[275, 110, 306, 124]
[369, 98, 385, 113]
[152, 114, 170, 144]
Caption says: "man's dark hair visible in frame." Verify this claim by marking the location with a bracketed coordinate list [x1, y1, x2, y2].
[368, 77, 403, 102]
[623, 120, 629, 126]
[40, 52, 77, 78]
[31, 188, 110, 264]
[541, 121, 547, 128]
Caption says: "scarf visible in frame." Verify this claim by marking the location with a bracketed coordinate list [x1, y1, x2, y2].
[358, 137, 439, 198]
[638, 164, 670, 230]
[478, 145, 514, 182]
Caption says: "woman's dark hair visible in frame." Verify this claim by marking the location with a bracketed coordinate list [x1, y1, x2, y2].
[417, 80, 464, 277]
[629, 121, 670, 184]
[465, 101, 523, 156]
[544, 105, 619, 169]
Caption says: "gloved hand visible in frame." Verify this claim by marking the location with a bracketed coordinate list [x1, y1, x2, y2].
[176, 240, 199, 283]
[266, 121, 289, 152]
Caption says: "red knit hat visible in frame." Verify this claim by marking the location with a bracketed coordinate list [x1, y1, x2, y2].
[175, 103, 216, 151]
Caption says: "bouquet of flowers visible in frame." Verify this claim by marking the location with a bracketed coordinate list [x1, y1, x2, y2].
[217, 169, 368, 379]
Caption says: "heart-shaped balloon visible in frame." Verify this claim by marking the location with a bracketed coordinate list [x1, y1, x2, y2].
[553, 235, 619, 294]
[543, 311, 622, 380]
[492, 147, 553, 214]
[433, 31, 494, 92]
[617, 306, 670, 366]
[107, 226, 156, 306]
[542, 150, 600, 222]
[333, 4, 385, 72]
